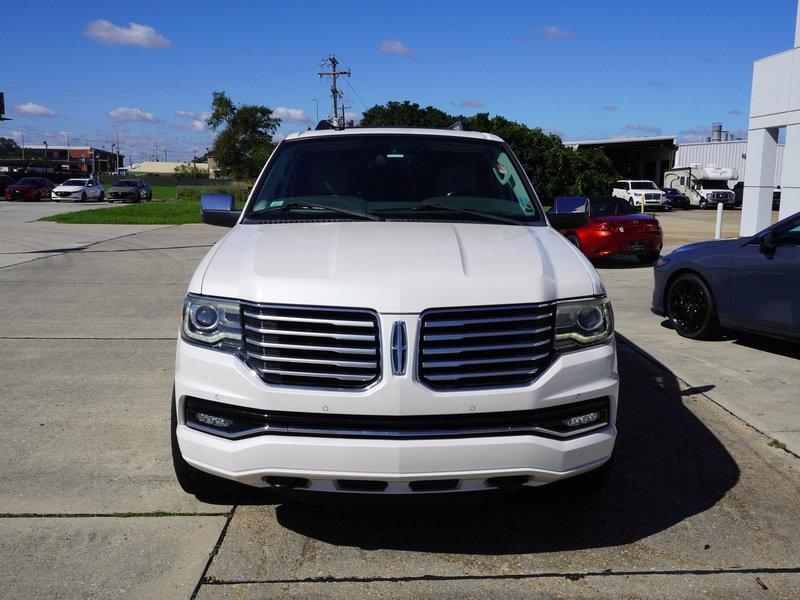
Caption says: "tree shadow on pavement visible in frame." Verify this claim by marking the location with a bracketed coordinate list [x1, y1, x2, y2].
[265, 336, 740, 554]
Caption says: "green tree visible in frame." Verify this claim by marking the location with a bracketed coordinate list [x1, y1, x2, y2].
[358, 101, 618, 203]
[207, 92, 281, 179]
[0, 137, 20, 158]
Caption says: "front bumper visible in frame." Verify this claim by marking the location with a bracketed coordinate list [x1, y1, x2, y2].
[175, 333, 619, 492]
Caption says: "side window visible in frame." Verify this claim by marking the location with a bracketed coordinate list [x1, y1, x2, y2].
[622, 182, 630, 190]
[779, 219, 800, 245]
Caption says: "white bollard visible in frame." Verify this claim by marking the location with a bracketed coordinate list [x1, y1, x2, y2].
[715, 202, 724, 239]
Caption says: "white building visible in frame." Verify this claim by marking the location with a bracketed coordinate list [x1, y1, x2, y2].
[740, 1, 800, 234]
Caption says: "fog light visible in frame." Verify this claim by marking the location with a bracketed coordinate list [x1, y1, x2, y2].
[562, 411, 601, 429]
[195, 412, 233, 428]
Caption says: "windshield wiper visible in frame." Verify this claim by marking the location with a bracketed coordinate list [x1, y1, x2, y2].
[408, 202, 528, 226]
[251, 200, 383, 222]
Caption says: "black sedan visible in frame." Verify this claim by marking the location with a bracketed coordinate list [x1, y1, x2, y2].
[108, 179, 152, 203]
[652, 212, 800, 341]
[662, 187, 689, 209]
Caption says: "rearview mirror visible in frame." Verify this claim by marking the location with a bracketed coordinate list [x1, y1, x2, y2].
[201, 193, 241, 227]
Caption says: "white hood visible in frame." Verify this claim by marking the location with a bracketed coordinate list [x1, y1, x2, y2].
[192, 222, 603, 313]
[53, 185, 86, 192]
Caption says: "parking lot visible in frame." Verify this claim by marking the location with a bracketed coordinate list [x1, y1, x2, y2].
[1, 204, 798, 598]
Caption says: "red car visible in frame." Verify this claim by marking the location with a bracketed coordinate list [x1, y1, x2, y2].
[4, 177, 55, 201]
[550, 196, 663, 264]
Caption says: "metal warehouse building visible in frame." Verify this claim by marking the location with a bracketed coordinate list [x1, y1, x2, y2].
[675, 140, 785, 184]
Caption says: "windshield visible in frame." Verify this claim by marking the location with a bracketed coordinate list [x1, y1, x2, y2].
[591, 198, 637, 216]
[18, 178, 39, 185]
[62, 179, 87, 186]
[698, 180, 729, 190]
[244, 135, 543, 225]
[630, 181, 659, 190]
[116, 180, 139, 186]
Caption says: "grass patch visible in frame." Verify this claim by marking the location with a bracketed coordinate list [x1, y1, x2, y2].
[41, 184, 250, 225]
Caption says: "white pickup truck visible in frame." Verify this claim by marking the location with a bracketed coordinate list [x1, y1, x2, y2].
[172, 128, 618, 497]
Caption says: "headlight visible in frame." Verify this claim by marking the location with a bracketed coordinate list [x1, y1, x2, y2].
[181, 294, 242, 352]
[554, 297, 614, 350]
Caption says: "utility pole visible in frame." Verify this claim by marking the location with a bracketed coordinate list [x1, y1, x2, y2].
[318, 55, 350, 128]
[164, 148, 167, 162]
[115, 130, 120, 174]
[340, 102, 351, 128]
[21, 133, 25, 160]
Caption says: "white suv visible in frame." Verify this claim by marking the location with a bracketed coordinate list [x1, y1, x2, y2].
[51, 178, 104, 202]
[612, 180, 667, 210]
[172, 128, 618, 497]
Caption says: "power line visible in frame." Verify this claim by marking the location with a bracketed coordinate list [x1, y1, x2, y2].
[343, 78, 368, 111]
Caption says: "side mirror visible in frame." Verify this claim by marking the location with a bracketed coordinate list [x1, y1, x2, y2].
[759, 231, 777, 253]
[201, 193, 241, 227]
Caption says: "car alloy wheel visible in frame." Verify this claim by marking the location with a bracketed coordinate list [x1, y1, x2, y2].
[666, 273, 719, 339]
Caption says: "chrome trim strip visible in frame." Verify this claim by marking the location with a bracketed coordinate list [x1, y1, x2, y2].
[242, 311, 374, 328]
[424, 313, 551, 328]
[425, 367, 539, 381]
[246, 351, 376, 368]
[422, 352, 549, 369]
[423, 325, 552, 342]
[421, 339, 549, 355]
[245, 339, 377, 354]
[256, 368, 375, 382]
[244, 324, 375, 341]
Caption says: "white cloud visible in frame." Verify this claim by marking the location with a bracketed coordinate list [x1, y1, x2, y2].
[108, 106, 157, 122]
[188, 120, 206, 131]
[461, 99, 485, 109]
[13, 102, 56, 117]
[82, 19, 171, 48]
[378, 40, 415, 59]
[176, 110, 210, 120]
[273, 107, 311, 123]
[537, 25, 573, 39]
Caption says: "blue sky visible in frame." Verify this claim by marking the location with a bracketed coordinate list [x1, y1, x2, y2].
[1, 0, 797, 163]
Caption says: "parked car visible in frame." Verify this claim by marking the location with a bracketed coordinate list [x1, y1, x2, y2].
[171, 128, 618, 498]
[652, 211, 800, 341]
[550, 196, 663, 263]
[108, 179, 152, 203]
[4, 177, 55, 201]
[662, 187, 690, 210]
[51, 178, 104, 202]
[0, 174, 15, 196]
[612, 179, 669, 210]
[731, 182, 780, 210]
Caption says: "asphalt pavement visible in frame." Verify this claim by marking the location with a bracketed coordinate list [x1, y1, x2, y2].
[0, 203, 798, 598]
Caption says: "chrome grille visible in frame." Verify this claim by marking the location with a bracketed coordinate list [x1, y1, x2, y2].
[241, 302, 380, 389]
[418, 303, 555, 390]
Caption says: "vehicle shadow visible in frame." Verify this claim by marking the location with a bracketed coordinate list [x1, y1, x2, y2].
[592, 256, 656, 270]
[235, 336, 741, 554]
[659, 318, 800, 360]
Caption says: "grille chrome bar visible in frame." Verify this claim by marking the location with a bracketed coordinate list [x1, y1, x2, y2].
[246, 351, 377, 368]
[424, 313, 550, 328]
[244, 324, 375, 341]
[423, 325, 551, 342]
[242, 302, 381, 389]
[246, 339, 378, 354]
[242, 311, 375, 328]
[422, 352, 549, 369]
[422, 339, 549, 355]
[418, 303, 555, 390]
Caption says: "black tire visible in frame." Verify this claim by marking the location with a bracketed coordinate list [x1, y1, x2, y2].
[565, 234, 580, 249]
[98, 191, 104, 202]
[666, 272, 720, 340]
[170, 390, 242, 499]
[80, 192, 87, 203]
[637, 251, 660, 264]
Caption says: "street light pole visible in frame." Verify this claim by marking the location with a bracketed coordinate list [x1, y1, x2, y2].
[43, 141, 48, 177]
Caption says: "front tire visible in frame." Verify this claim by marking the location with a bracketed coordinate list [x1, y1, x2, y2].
[80, 192, 87, 203]
[98, 191, 104, 202]
[666, 273, 720, 339]
[171, 391, 242, 499]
